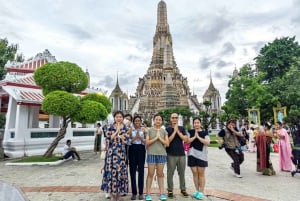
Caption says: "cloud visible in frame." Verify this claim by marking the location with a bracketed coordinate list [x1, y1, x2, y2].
[221, 42, 236, 55]
[198, 57, 212, 70]
[1, 0, 300, 105]
[190, 15, 233, 44]
[217, 60, 230, 68]
[253, 41, 266, 53]
[291, 0, 300, 24]
[94, 75, 114, 89]
[62, 24, 93, 40]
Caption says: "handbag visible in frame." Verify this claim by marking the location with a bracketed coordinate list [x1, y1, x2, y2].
[183, 142, 190, 152]
[100, 151, 106, 160]
[273, 143, 279, 153]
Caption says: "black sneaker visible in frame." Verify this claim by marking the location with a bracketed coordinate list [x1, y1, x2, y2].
[138, 194, 144, 200]
[131, 194, 137, 200]
[181, 190, 189, 197]
[167, 191, 174, 198]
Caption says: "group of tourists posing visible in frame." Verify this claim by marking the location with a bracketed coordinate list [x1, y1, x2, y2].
[99, 111, 209, 201]
[97, 111, 293, 201]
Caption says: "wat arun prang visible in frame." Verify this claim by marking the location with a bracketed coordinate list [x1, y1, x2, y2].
[128, 1, 202, 121]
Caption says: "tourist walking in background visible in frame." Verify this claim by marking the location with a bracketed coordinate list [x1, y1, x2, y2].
[274, 121, 292, 172]
[218, 119, 244, 178]
[94, 123, 102, 155]
[165, 112, 189, 198]
[145, 114, 169, 201]
[248, 124, 258, 153]
[128, 115, 146, 200]
[256, 122, 276, 175]
[101, 111, 129, 201]
[187, 117, 210, 200]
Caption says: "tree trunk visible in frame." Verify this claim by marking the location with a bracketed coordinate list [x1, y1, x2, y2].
[43, 118, 69, 158]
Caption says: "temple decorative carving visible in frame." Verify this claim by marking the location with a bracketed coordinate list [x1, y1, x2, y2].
[128, 0, 201, 119]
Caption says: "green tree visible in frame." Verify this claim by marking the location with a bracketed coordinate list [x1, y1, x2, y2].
[255, 37, 300, 122]
[158, 107, 193, 126]
[224, 37, 300, 123]
[255, 36, 300, 83]
[34, 61, 112, 157]
[225, 64, 255, 118]
[270, 59, 300, 108]
[199, 101, 217, 131]
[0, 38, 24, 79]
[224, 64, 276, 123]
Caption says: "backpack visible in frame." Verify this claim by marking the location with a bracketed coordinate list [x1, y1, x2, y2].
[238, 135, 247, 146]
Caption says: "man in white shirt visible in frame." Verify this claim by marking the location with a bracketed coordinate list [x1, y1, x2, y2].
[62, 139, 81, 161]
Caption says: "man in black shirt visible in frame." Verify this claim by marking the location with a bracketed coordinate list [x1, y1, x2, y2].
[165, 113, 189, 198]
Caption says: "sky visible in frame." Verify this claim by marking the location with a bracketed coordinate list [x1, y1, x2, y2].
[1, 0, 300, 104]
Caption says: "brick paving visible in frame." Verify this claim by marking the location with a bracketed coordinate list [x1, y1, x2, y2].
[1, 148, 299, 201]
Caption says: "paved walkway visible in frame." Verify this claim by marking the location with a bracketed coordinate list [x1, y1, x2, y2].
[0, 147, 299, 201]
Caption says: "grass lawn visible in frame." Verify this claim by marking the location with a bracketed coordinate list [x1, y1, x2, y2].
[209, 134, 222, 148]
[14, 155, 61, 163]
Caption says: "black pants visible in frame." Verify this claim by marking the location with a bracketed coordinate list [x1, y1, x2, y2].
[63, 151, 80, 160]
[225, 148, 244, 174]
[128, 144, 146, 195]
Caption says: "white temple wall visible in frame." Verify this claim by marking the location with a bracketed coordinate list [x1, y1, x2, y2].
[15, 104, 29, 140]
[5, 96, 16, 129]
[3, 127, 95, 158]
[28, 106, 39, 128]
[49, 115, 60, 128]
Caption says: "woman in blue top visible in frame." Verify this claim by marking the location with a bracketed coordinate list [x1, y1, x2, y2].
[187, 117, 210, 200]
[101, 111, 129, 201]
[128, 115, 147, 200]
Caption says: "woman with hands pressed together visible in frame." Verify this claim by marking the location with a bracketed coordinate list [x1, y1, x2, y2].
[128, 115, 147, 200]
[187, 117, 210, 200]
[145, 114, 169, 201]
[101, 111, 129, 201]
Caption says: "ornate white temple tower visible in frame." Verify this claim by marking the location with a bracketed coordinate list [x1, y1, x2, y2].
[128, 1, 201, 119]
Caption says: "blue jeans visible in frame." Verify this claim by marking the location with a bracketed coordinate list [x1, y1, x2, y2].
[63, 151, 75, 159]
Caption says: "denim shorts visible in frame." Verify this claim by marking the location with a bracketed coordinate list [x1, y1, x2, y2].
[147, 154, 167, 165]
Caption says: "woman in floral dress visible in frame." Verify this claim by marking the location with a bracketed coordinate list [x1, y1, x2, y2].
[101, 111, 129, 201]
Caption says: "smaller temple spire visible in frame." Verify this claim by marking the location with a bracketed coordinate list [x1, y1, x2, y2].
[112, 72, 122, 93]
[116, 71, 119, 86]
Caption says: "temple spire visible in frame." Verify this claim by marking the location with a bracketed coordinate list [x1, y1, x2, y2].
[112, 71, 121, 92]
[156, 0, 169, 33]
[151, 0, 176, 69]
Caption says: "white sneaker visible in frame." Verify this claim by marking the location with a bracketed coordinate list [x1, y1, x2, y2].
[235, 173, 242, 178]
[105, 193, 110, 199]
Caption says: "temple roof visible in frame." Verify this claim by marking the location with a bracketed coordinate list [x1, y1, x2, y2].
[4, 49, 56, 73]
[110, 75, 127, 98]
[0, 74, 38, 88]
[2, 86, 43, 105]
[203, 77, 220, 97]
